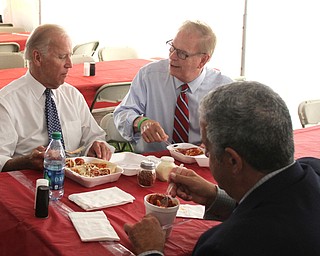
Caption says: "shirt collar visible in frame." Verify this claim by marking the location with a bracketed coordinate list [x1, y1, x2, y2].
[173, 67, 207, 93]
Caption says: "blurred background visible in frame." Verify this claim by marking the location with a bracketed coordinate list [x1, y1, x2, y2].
[1, 0, 319, 129]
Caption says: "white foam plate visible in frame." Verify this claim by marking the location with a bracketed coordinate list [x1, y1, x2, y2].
[167, 143, 204, 164]
[110, 152, 160, 176]
[65, 157, 123, 188]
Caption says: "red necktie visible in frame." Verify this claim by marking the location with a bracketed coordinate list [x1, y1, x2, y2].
[172, 84, 189, 143]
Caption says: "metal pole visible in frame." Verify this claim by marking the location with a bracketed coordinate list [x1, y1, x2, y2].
[240, 0, 247, 77]
[39, 0, 41, 25]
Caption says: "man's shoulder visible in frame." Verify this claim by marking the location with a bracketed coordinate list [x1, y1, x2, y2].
[0, 75, 28, 98]
[297, 157, 320, 173]
[140, 58, 169, 73]
[204, 66, 233, 84]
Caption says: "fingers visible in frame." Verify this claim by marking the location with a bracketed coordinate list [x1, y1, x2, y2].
[87, 141, 112, 160]
[123, 223, 132, 235]
[141, 120, 169, 143]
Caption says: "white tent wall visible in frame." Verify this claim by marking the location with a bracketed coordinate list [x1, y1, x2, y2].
[1, 0, 319, 129]
[245, 0, 320, 129]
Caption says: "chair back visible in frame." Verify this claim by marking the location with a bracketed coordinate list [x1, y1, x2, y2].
[0, 23, 14, 27]
[71, 54, 95, 64]
[98, 46, 138, 61]
[0, 42, 20, 52]
[100, 112, 133, 152]
[0, 52, 25, 69]
[73, 41, 99, 56]
[298, 99, 320, 128]
[0, 27, 26, 33]
[90, 82, 131, 112]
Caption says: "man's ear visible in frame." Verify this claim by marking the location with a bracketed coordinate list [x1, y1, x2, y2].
[224, 147, 243, 176]
[33, 50, 42, 65]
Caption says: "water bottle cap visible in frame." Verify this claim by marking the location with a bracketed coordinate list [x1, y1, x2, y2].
[51, 131, 61, 140]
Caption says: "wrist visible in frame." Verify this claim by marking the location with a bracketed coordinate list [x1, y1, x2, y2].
[137, 117, 150, 132]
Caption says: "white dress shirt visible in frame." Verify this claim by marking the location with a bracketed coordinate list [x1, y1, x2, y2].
[113, 59, 233, 153]
[0, 71, 113, 171]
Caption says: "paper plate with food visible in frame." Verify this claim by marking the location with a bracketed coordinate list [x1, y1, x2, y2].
[166, 143, 204, 164]
[65, 157, 123, 188]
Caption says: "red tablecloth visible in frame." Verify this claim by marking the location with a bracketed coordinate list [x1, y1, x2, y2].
[0, 59, 153, 108]
[1, 126, 319, 256]
[294, 125, 320, 159]
[0, 32, 30, 51]
[0, 151, 217, 256]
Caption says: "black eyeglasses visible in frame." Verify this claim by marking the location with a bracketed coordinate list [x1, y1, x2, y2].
[166, 39, 206, 60]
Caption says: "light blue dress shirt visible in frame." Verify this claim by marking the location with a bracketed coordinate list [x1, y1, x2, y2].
[113, 59, 233, 153]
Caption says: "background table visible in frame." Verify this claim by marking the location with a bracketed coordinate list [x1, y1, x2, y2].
[0, 59, 153, 108]
[0, 32, 30, 51]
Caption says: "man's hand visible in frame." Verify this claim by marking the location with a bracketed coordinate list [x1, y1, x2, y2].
[2, 145, 46, 172]
[140, 119, 169, 143]
[87, 141, 112, 160]
[124, 214, 165, 255]
[169, 166, 217, 207]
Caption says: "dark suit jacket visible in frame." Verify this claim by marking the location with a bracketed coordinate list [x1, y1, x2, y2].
[193, 157, 320, 256]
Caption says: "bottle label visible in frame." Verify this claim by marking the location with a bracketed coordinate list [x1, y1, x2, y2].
[44, 168, 65, 190]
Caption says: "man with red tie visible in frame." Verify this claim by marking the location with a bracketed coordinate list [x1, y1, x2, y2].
[113, 20, 232, 153]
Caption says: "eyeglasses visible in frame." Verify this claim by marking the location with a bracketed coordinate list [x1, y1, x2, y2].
[166, 39, 206, 60]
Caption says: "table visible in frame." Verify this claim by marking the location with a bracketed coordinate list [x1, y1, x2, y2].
[1, 126, 319, 256]
[0, 151, 217, 256]
[0, 59, 153, 108]
[0, 32, 30, 51]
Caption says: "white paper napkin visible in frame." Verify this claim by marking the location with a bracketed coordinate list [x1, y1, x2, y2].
[68, 211, 120, 242]
[68, 187, 135, 211]
[177, 204, 205, 219]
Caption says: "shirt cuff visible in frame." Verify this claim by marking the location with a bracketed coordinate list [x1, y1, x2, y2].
[138, 250, 164, 256]
[204, 186, 237, 221]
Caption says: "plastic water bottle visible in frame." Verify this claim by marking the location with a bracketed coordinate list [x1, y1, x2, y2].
[44, 131, 65, 201]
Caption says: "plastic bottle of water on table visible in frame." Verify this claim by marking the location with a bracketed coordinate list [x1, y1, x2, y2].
[44, 131, 65, 201]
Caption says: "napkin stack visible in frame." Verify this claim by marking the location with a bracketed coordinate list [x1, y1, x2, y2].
[69, 211, 120, 242]
[177, 204, 205, 219]
[68, 187, 135, 211]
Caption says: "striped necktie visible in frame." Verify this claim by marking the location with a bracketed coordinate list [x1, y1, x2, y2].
[172, 84, 189, 143]
[45, 88, 65, 147]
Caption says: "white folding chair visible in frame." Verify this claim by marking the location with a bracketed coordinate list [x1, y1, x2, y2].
[0, 23, 14, 27]
[90, 82, 131, 124]
[0, 52, 25, 69]
[73, 41, 99, 56]
[100, 113, 133, 152]
[0, 42, 20, 52]
[98, 46, 138, 61]
[71, 54, 95, 64]
[298, 99, 320, 128]
[0, 27, 26, 33]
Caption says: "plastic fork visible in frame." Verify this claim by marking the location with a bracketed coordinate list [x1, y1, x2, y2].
[65, 146, 85, 157]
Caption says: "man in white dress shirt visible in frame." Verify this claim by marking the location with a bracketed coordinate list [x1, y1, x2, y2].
[0, 24, 114, 172]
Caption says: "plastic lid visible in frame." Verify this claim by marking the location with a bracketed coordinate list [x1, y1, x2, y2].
[160, 156, 174, 162]
[51, 131, 62, 140]
[140, 160, 155, 170]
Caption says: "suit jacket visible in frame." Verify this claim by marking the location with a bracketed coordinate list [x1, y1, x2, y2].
[193, 157, 320, 256]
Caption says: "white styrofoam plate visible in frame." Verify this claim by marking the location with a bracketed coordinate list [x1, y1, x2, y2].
[167, 143, 204, 164]
[65, 157, 123, 188]
[110, 152, 160, 176]
[194, 155, 210, 167]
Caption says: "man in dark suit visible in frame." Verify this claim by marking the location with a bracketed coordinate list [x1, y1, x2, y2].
[124, 81, 320, 256]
